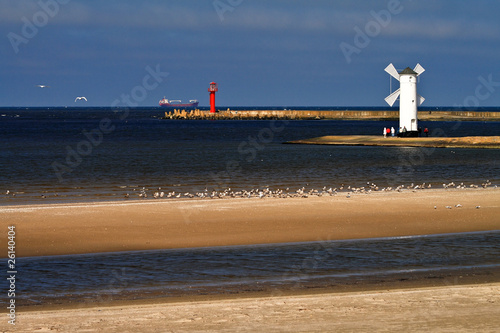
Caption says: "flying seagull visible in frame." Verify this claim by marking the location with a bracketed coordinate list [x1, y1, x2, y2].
[75, 96, 87, 102]
[36, 85, 50, 88]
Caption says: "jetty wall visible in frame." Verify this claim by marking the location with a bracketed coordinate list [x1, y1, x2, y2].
[164, 109, 500, 121]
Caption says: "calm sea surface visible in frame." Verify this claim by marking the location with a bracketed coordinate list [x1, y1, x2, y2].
[1, 107, 499, 305]
[1, 107, 499, 204]
[10, 231, 500, 306]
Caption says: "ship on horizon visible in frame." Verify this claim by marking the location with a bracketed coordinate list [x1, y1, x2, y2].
[159, 97, 199, 108]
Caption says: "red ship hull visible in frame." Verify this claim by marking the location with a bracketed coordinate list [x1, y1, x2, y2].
[159, 98, 199, 108]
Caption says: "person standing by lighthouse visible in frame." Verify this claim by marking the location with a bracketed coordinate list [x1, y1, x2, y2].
[208, 82, 218, 114]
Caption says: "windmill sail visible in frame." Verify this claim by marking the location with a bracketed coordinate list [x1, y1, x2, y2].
[384, 88, 400, 106]
[417, 94, 425, 106]
[413, 63, 425, 76]
[384, 63, 400, 81]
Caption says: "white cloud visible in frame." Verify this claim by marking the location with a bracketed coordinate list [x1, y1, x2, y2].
[3, 1, 498, 44]
[0, 1, 90, 25]
[383, 18, 500, 41]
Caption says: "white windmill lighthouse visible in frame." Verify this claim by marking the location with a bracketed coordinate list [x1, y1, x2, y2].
[384, 63, 425, 137]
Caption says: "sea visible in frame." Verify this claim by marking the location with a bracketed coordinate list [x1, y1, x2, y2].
[1, 106, 499, 307]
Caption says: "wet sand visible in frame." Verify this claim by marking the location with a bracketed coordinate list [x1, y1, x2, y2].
[6, 283, 500, 332]
[3, 188, 499, 331]
[286, 135, 500, 148]
[1, 187, 499, 258]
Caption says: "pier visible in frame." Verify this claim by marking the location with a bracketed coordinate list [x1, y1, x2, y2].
[164, 109, 500, 121]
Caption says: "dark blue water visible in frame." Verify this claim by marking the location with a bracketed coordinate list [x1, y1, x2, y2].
[1, 107, 499, 306]
[1, 107, 499, 204]
[8, 231, 500, 306]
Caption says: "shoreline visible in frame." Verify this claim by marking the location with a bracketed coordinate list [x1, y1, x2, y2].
[4, 188, 500, 331]
[18, 262, 500, 311]
[2, 187, 499, 258]
[8, 282, 500, 332]
[286, 135, 500, 149]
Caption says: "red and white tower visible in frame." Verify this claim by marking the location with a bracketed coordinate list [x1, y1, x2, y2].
[208, 82, 218, 113]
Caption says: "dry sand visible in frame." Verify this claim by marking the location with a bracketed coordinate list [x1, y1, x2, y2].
[287, 135, 500, 148]
[4, 283, 500, 332]
[2, 188, 500, 331]
[1, 188, 499, 257]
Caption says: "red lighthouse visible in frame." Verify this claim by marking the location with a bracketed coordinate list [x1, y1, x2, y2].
[208, 82, 218, 113]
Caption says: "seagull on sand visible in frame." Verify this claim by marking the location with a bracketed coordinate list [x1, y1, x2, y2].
[75, 96, 87, 102]
[36, 84, 50, 88]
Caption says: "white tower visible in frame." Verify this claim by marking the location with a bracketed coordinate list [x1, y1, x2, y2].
[384, 63, 425, 137]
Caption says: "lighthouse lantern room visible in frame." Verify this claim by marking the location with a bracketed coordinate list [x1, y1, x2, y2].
[208, 82, 218, 113]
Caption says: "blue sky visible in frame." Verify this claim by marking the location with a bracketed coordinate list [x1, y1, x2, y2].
[1, 0, 500, 107]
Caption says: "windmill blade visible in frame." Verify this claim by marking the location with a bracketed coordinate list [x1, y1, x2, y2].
[417, 94, 425, 106]
[384, 63, 400, 81]
[385, 88, 400, 106]
[414, 63, 425, 76]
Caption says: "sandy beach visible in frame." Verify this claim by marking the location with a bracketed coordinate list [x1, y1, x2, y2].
[1, 187, 499, 257]
[287, 135, 500, 148]
[4, 283, 499, 332]
[2, 187, 500, 331]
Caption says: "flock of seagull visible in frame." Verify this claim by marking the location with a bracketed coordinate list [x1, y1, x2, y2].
[36, 84, 87, 102]
[118, 180, 494, 205]
[2, 181, 495, 210]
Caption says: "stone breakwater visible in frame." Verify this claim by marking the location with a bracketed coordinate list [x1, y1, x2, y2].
[286, 135, 500, 149]
[164, 109, 500, 121]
